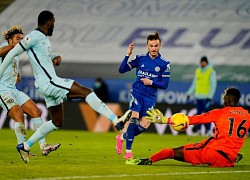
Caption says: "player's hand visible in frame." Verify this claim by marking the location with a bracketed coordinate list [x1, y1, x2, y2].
[126, 42, 135, 56]
[146, 108, 168, 124]
[52, 56, 61, 66]
[141, 78, 152, 85]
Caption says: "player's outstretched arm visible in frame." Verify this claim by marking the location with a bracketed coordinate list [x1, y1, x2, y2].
[0, 43, 24, 78]
[0, 44, 15, 57]
[146, 108, 170, 124]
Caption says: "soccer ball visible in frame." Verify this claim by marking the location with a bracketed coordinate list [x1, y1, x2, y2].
[170, 113, 189, 131]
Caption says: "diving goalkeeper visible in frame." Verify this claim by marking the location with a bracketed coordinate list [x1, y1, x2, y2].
[129, 87, 249, 167]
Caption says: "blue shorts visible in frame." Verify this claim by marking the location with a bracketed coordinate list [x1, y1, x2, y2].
[0, 88, 30, 113]
[36, 77, 74, 108]
[129, 90, 156, 118]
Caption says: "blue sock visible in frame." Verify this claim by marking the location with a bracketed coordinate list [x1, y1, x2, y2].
[123, 124, 147, 140]
[125, 118, 139, 150]
[85, 92, 117, 122]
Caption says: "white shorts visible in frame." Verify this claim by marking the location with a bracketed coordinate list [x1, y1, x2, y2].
[36, 77, 74, 108]
[0, 88, 30, 113]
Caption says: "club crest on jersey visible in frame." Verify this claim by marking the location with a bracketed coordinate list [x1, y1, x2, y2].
[155, 67, 160, 72]
[23, 36, 31, 46]
[25, 37, 31, 42]
[6, 98, 14, 104]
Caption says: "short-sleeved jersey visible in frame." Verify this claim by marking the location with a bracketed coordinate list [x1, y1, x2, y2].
[0, 42, 19, 89]
[19, 29, 58, 87]
[188, 106, 250, 159]
[120, 53, 170, 99]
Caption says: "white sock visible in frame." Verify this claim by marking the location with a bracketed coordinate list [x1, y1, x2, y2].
[31, 117, 47, 149]
[14, 122, 26, 144]
[25, 120, 58, 150]
[120, 134, 124, 140]
[85, 92, 117, 122]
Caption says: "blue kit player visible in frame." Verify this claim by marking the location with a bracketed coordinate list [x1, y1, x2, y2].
[0, 10, 131, 163]
[116, 32, 171, 160]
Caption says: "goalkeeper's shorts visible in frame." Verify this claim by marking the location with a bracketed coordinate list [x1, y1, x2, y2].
[183, 137, 235, 167]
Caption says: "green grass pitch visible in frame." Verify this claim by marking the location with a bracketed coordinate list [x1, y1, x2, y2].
[0, 129, 250, 179]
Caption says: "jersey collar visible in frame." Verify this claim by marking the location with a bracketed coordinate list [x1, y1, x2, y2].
[35, 28, 47, 36]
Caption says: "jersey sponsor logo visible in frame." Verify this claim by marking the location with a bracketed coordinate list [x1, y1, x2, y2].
[138, 70, 158, 78]
[155, 66, 160, 72]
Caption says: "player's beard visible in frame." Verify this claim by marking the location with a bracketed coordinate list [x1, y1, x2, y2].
[150, 51, 158, 58]
[48, 26, 54, 36]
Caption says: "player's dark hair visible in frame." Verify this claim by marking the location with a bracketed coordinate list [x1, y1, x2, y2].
[2, 25, 24, 40]
[200, 56, 208, 64]
[225, 87, 241, 104]
[38, 10, 54, 25]
[147, 31, 161, 43]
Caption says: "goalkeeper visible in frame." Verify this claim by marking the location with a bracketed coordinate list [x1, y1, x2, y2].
[129, 87, 248, 167]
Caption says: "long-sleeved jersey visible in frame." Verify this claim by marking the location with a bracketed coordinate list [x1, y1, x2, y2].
[188, 106, 250, 160]
[119, 53, 170, 99]
[0, 28, 58, 88]
[0, 42, 19, 89]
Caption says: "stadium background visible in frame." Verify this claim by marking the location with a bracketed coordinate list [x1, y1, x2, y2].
[0, 0, 249, 135]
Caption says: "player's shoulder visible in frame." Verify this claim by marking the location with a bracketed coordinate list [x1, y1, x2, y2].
[137, 53, 147, 58]
[159, 55, 170, 64]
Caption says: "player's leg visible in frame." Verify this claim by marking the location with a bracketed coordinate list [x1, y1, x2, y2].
[21, 98, 47, 147]
[21, 99, 60, 155]
[68, 81, 131, 130]
[8, 105, 26, 144]
[129, 147, 181, 165]
[0, 92, 26, 144]
[147, 146, 183, 164]
[19, 104, 61, 153]
[136, 144, 198, 166]
[123, 111, 140, 159]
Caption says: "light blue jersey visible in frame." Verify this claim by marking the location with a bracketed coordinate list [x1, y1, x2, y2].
[0, 28, 74, 108]
[19, 29, 73, 107]
[0, 42, 19, 89]
[19, 29, 59, 87]
[0, 42, 30, 113]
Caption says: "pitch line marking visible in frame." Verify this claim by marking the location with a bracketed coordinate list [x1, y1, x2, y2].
[22, 170, 250, 180]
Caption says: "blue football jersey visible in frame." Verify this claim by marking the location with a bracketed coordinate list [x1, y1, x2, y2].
[120, 52, 170, 99]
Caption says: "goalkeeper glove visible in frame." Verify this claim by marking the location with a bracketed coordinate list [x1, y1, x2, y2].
[145, 108, 170, 124]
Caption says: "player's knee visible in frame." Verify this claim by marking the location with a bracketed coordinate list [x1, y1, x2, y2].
[82, 86, 93, 95]
[52, 120, 63, 128]
[30, 108, 41, 118]
[173, 147, 185, 162]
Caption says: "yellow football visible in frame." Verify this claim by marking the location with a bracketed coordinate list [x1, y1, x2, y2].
[171, 113, 189, 131]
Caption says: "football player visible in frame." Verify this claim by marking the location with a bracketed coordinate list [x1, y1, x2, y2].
[116, 32, 171, 159]
[0, 11, 131, 163]
[128, 88, 248, 167]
